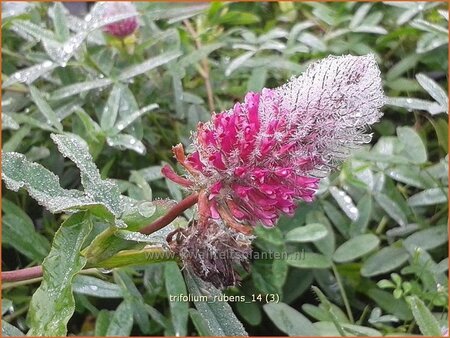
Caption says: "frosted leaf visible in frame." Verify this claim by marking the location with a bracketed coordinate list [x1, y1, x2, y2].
[2, 113, 20, 130]
[113, 103, 159, 133]
[51, 133, 123, 216]
[2, 2, 34, 19]
[115, 219, 128, 229]
[329, 186, 359, 221]
[184, 270, 248, 336]
[2, 61, 57, 88]
[114, 229, 166, 244]
[51, 78, 113, 100]
[11, 20, 55, 41]
[106, 134, 146, 155]
[42, 32, 88, 66]
[1, 152, 93, 213]
[55, 101, 82, 121]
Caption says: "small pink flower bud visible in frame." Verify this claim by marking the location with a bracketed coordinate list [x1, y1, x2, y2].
[164, 54, 384, 234]
[101, 2, 138, 38]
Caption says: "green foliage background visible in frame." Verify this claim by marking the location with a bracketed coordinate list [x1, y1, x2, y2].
[1, 2, 448, 336]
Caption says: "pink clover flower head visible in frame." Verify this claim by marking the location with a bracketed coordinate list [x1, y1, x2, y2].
[100, 2, 138, 38]
[164, 54, 384, 233]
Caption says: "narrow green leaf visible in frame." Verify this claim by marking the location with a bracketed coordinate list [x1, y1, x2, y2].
[283, 268, 314, 304]
[247, 66, 268, 91]
[113, 104, 158, 134]
[386, 54, 420, 81]
[287, 252, 332, 269]
[333, 234, 379, 263]
[386, 165, 428, 189]
[361, 247, 409, 277]
[263, 302, 317, 336]
[106, 134, 146, 155]
[349, 194, 372, 236]
[408, 188, 448, 206]
[144, 304, 168, 329]
[165, 262, 188, 336]
[374, 193, 407, 226]
[114, 270, 150, 334]
[322, 200, 350, 237]
[2, 199, 50, 261]
[397, 126, 427, 164]
[306, 211, 336, 258]
[129, 170, 153, 200]
[366, 288, 412, 321]
[2, 61, 57, 88]
[217, 11, 260, 25]
[403, 224, 448, 251]
[1, 113, 20, 130]
[406, 296, 441, 336]
[73, 275, 123, 298]
[105, 301, 134, 336]
[51, 78, 113, 100]
[310, 286, 347, 335]
[26, 146, 51, 162]
[350, 4, 372, 29]
[329, 187, 359, 221]
[27, 212, 93, 336]
[252, 249, 288, 294]
[416, 73, 448, 108]
[235, 302, 262, 326]
[51, 133, 122, 216]
[179, 43, 224, 69]
[100, 85, 122, 130]
[29, 86, 63, 131]
[11, 19, 56, 41]
[52, 3, 70, 42]
[285, 223, 328, 242]
[189, 308, 213, 336]
[184, 270, 248, 336]
[2, 321, 24, 336]
[94, 310, 112, 336]
[118, 50, 181, 81]
[352, 25, 387, 34]
[225, 51, 255, 76]
[3, 125, 31, 152]
[386, 97, 445, 115]
[313, 322, 382, 336]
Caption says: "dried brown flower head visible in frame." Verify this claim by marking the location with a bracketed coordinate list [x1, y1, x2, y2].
[167, 219, 252, 289]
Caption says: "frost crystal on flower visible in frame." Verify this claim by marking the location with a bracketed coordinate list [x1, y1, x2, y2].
[164, 54, 384, 233]
[100, 2, 138, 38]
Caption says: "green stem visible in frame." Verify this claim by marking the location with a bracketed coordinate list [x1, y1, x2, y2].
[375, 216, 388, 235]
[2, 276, 43, 290]
[331, 263, 354, 324]
[2, 268, 101, 290]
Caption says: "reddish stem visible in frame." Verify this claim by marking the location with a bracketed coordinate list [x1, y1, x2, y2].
[2, 193, 199, 283]
[2, 266, 43, 283]
[139, 193, 198, 234]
